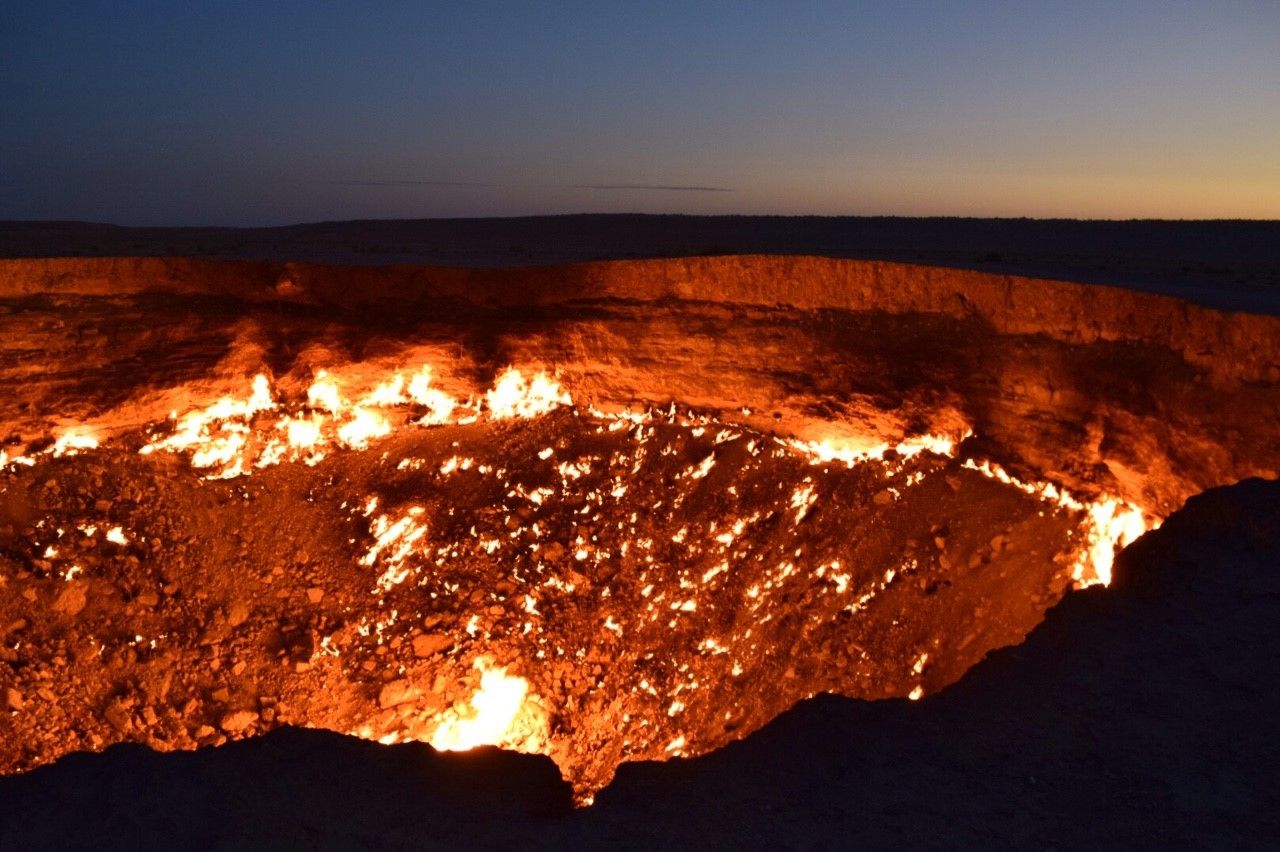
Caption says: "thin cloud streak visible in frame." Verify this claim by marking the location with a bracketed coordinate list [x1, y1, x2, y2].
[330, 180, 734, 193]
[330, 179, 497, 187]
[572, 184, 734, 193]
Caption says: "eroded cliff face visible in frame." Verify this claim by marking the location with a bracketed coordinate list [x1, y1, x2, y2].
[0, 255, 1276, 798]
[1, 255, 1276, 511]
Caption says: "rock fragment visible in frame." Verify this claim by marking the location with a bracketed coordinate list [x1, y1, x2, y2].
[219, 710, 259, 733]
[227, 601, 251, 627]
[52, 582, 88, 616]
[412, 633, 452, 658]
[103, 701, 132, 733]
[378, 679, 421, 709]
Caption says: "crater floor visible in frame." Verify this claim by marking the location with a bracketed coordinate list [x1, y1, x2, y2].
[1, 254, 1278, 809]
[1, 397, 1087, 797]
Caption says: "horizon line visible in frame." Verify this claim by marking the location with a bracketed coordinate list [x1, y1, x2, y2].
[4, 212, 1280, 229]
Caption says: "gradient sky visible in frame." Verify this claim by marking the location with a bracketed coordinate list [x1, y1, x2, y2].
[2, 1, 1277, 225]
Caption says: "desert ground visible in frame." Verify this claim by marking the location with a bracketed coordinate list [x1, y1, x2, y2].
[0, 216, 1278, 849]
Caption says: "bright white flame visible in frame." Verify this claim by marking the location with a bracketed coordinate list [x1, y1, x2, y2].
[790, 429, 968, 467]
[897, 432, 964, 458]
[307, 371, 343, 412]
[406, 366, 457, 423]
[362, 374, 408, 407]
[140, 373, 276, 475]
[485, 369, 571, 420]
[336, 407, 391, 449]
[1075, 498, 1149, 587]
[51, 431, 99, 457]
[429, 660, 532, 752]
[360, 507, 428, 591]
[284, 414, 324, 450]
[688, 453, 716, 479]
[962, 459, 1155, 587]
[137, 366, 546, 477]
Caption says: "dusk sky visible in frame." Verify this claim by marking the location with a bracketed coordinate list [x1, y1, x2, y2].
[3, 1, 1277, 225]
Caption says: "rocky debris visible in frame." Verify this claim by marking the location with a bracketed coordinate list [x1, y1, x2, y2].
[103, 700, 132, 734]
[219, 710, 259, 733]
[50, 582, 87, 616]
[226, 601, 250, 627]
[412, 633, 452, 658]
[2, 414, 1086, 796]
[378, 680, 421, 710]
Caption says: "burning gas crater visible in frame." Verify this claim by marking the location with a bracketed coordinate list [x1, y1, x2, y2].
[0, 361, 1151, 801]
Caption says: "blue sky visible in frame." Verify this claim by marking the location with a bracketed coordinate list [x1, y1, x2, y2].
[2, 1, 1277, 224]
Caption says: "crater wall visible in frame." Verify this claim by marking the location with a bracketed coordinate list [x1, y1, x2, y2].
[2, 255, 1277, 514]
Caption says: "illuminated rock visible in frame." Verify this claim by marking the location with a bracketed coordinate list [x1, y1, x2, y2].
[0, 255, 1277, 800]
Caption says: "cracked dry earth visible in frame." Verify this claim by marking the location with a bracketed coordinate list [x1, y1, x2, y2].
[1, 255, 1278, 802]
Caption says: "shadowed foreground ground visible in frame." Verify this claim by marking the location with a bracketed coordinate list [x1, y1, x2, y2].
[1, 478, 1276, 849]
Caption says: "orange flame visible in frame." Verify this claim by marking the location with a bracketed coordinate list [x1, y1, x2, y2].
[429, 659, 546, 752]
